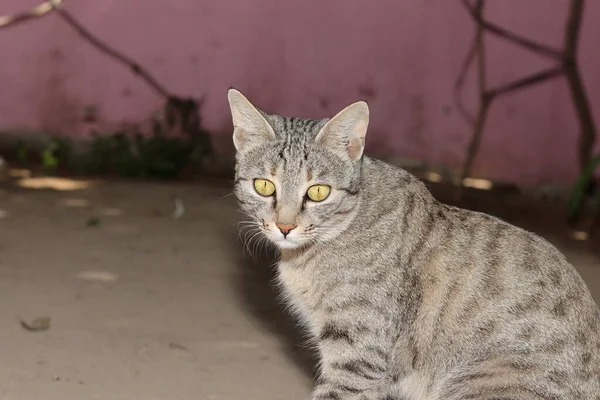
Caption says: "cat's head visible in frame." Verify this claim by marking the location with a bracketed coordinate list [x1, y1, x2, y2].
[228, 89, 369, 250]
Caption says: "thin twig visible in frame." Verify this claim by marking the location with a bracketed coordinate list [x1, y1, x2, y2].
[459, 0, 489, 188]
[486, 65, 564, 100]
[0, 1, 171, 100]
[459, 66, 564, 188]
[564, 0, 584, 59]
[454, 35, 478, 125]
[458, 0, 595, 196]
[53, 6, 171, 99]
[460, 0, 563, 59]
[562, 0, 596, 171]
[0, 0, 61, 29]
[462, 64, 565, 187]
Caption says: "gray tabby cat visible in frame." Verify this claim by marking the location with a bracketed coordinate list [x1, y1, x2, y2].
[228, 88, 600, 400]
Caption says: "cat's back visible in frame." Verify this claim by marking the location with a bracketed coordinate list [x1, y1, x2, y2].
[361, 157, 599, 330]
[362, 158, 600, 396]
[415, 200, 600, 398]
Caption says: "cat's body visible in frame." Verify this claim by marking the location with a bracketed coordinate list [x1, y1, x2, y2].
[278, 157, 599, 400]
[228, 89, 600, 400]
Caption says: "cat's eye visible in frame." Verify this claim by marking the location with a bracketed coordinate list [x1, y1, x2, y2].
[306, 185, 331, 202]
[254, 179, 276, 197]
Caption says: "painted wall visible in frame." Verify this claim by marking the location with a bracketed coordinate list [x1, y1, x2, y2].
[1, 0, 599, 186]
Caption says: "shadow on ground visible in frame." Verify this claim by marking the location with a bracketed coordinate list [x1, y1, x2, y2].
[228, 228, 318, 380]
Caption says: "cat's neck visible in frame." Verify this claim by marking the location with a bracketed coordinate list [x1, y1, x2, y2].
[279, 247, 309, 262]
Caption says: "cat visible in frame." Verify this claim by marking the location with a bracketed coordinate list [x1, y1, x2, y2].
[228, 88, 600, 400]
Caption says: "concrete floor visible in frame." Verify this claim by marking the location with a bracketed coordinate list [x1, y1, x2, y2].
[0, 177, 598, 400]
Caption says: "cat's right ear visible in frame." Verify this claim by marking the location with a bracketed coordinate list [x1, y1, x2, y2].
[227, 89, 276, 151]
[315, 101, 369, 161]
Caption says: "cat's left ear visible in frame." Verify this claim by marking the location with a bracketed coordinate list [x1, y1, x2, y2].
[315, 101, 369, 161]
[227, 88, 276, 151]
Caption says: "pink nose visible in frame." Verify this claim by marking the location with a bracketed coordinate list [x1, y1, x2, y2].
[276, 223, 297, 237]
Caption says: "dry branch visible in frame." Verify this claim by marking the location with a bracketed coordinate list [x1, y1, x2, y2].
[54, 7, 171, 99]
[486, 66, 564, 100]
[453, 35, 478, 125]
[0, 1, 171, 99]
[563, 0, 596, 170]
[0, 0, 61, 29]
[458, 0, 488, 190]
[456, 0, 596, 194]
[459, 0, 563, 59]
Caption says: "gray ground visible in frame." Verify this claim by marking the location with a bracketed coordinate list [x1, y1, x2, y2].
[0, 177, 598, 400]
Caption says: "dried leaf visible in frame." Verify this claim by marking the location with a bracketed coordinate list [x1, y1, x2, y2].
[21, 316, 51, 332]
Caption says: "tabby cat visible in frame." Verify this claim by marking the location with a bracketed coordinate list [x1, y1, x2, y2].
[228, 88, 600, 400]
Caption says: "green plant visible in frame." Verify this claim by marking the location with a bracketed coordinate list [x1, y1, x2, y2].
[39, 136, 74, 175]
[71, 111, 210, 180]
[112, 132, 144, 177]
[79, 132, 115, 175]
[135, 130, 194, 179]
[567, 153, 600, 230]
[6, 98, 211, 180]
[15, 139, 29, 167]
[51, 135, 74, 168]
[40, 142, 59, 175]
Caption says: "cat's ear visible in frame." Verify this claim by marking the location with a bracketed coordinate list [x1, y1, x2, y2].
[315, 101, 369, 161]
[227, 88, 276, 151]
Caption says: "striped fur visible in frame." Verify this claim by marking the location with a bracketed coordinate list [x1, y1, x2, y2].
[229, 89, 600, 400]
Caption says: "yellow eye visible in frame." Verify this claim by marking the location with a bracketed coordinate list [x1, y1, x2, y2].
[306, 185, 331, 202]
[254, 179, 276, 197]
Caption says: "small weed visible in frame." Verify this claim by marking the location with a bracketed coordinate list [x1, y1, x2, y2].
[38, 136, 74, 176]
[568, 153, 600, 234]
[6, 98, 212, 181]
[40, 144, 59, 175]
[15, 140, 29, 167]
[86, 217, 100, 227]
[73, 126, 204, 179]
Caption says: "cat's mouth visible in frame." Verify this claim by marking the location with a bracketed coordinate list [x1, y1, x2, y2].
[262, 224, 308, 250]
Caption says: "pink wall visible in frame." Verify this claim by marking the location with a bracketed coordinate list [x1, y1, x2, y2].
[1, 0, 599, 186]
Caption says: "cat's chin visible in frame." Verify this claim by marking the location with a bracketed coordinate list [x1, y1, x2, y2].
[271, 238, 307, 250]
